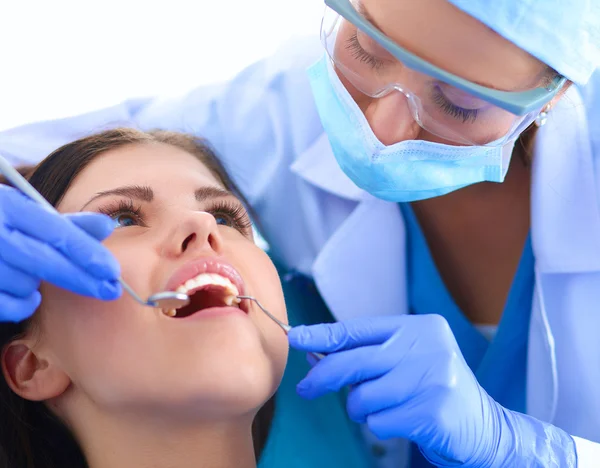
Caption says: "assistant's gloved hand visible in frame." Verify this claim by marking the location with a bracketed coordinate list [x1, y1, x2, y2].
[289, 315, 577, 467]
[0, 185, 121, 322]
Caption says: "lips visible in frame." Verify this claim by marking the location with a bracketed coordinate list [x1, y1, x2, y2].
[166, 257, 245, 296]
[163, 257, 248, 318]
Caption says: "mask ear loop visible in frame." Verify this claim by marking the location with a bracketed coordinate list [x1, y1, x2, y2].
[535, 104, 552, 127]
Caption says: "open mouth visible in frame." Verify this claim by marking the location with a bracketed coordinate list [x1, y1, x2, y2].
[163, 273, 248, 318]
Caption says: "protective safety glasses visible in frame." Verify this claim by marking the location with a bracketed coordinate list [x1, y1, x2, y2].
[322, 0, 568, 146]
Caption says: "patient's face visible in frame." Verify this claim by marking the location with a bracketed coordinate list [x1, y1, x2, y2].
[36, 142, 288, 420]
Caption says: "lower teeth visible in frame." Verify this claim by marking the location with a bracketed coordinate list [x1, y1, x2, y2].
[224, 295, 242, 306]
[162, 294, 240, 318]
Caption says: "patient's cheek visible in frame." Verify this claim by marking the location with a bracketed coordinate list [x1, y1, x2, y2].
[273, 338, 289, 387]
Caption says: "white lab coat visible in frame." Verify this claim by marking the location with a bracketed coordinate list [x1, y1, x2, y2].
[1, 36, 599, 466]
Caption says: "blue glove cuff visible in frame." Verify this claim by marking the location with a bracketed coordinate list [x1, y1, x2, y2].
[501, 409, 577, 468]
[420, 397, 577, 468]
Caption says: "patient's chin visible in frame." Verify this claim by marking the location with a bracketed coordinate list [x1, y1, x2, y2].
[57, 312, 288, 424]
[154, 324, 287, 419]
[100, 353, 284, 423]
[184, 357, 283, 419]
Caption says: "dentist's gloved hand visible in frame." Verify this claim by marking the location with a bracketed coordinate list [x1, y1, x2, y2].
[0, 185, 121, 322]
[289, 315, 577, 467]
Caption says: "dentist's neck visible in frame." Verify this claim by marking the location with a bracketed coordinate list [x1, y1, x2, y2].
[72, 408, 257, 468]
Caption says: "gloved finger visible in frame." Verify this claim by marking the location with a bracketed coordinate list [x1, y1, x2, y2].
[306, 353, 320, 367]
[0, 291, 41, 323]
[0, 262, 40, 298]
[1, 191, 119, 280]
[296, 344, 393, 399]
[346, 365, 420, 424]
[288, 316, 407, 353]
[365, 402, 427, 442]
[65, 212, 116, 241]
[0, 228, 121, 300]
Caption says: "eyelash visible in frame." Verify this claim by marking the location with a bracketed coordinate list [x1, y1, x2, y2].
[431, 87, 479, 123]
[208, 200, 253, 234]
[98, 199, 144, 226]
[97, 199, 253, 235]
[346, 33, 479, 123]
[346, 32, 386, 70]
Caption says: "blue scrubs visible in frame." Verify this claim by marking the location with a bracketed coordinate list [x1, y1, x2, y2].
[259, 205, 535, 468]
[259, 267, 375, 468]
[399, 204, 535, 467]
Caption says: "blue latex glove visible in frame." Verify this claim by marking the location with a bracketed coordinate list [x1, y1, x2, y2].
[288, 315, 577, 467]
[0, 185, 121, 322]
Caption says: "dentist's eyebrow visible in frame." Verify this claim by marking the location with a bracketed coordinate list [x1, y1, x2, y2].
[356, 2, 517, 91]
[357, 2, 385, 32]
[80, 185, 154, 211]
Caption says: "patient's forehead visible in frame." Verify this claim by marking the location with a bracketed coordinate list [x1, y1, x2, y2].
[58, 143, 225, 212]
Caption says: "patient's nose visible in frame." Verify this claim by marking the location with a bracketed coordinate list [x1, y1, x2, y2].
[164, 211, 223, 258]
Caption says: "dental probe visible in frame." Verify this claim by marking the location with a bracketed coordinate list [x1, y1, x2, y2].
[0, 154, 190, 310]
[237, 295, 325, 361]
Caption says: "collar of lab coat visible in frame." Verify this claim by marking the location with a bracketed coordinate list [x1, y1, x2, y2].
[291, 132, 409, 322]
[290, 132, 369, 202]
[532, 86, 600, 273]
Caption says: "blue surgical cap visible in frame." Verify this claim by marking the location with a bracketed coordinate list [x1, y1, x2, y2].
[447, 0, 600, 85]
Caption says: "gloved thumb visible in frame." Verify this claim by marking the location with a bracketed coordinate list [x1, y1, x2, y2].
[65, 212, 116, 241]
[289, 317, 405, 353]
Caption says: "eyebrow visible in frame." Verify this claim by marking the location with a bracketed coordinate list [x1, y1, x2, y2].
[80, 185, 153, 211]
[356, 2, 385, 33]
[193, 186, 233, 202]
[356, 2, 522, 92]
[79, 184, 233, 211]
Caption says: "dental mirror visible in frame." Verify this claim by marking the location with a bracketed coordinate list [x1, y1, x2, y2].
[0, 154, 190, 310]
[119, 280, 190, 309]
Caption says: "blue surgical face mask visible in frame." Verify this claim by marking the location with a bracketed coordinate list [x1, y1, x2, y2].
[307, 55, 517, 202]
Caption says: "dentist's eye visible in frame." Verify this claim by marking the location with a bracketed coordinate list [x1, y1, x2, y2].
[346, 32, 387, 70]
[98, 199, 145, 228]
[431, 85, 482, 123]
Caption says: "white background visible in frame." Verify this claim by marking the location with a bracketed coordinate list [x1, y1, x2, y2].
[0, 0, 322, 131]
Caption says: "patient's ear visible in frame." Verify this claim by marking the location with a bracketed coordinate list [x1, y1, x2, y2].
[2, 337, 70, 401]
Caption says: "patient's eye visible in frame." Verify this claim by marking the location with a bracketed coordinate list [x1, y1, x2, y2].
[207, 200, 253, 236]
[214, 215, 230, 226]
[98, 199, 144, 228]
[114, 213, 139, 228]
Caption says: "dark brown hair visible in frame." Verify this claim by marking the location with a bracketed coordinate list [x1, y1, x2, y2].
[0, 128, 274, 468]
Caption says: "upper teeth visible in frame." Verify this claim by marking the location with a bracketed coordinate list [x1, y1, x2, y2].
[175, 273, 240, 306]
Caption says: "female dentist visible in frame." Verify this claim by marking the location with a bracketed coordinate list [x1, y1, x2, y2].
[0, 0, 599, 466]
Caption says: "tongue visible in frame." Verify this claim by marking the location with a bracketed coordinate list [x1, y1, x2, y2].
[174, 286, 233, 318]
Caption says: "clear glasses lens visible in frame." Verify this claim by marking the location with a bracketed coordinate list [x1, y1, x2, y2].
[321, 6, 541, 146]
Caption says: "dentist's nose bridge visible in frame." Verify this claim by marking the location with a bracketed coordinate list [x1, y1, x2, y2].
[363, 88, 421, 144]
[160, 208, 223, 257]
[345, 51, 428, 144]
